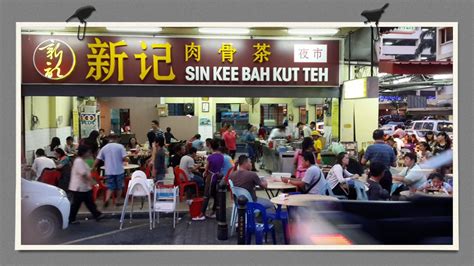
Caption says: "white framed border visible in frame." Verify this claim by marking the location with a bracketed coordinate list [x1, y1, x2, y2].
[16, 21, 458, 251]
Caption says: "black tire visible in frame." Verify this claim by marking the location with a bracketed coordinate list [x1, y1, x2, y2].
[27, 208, 61, 243]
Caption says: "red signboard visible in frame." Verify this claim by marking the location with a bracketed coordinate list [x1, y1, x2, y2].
[22, 34, 340, 86]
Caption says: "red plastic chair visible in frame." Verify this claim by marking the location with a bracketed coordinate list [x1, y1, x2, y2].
[38, 168, 61, 187]
[173, 166, 199, 201]
[91, 171, 116, 204]
[145, 164, 153, 179]
[224, 167, 234, 203]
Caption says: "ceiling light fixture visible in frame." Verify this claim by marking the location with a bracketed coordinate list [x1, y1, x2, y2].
[287, 28, 339, 36]
[106, 27, 163, 33]
[198, 28, 250, 35]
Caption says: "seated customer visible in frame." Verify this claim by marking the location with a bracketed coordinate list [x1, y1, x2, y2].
[179, 147, 205, 189]
[191, 134, 205, 151]
[418, 172, 452, 194]
[32, 148, 56, 180]
[392, 153, 427, 192]
[169, 144, 185, 168]
[229, 155, 273, 209]
[64, 136, 78, 155]
[282, 152, 328, 195]
[326, 152, 359, 197]
[367, 162, 390, 200]
[219, 146, 234, 177]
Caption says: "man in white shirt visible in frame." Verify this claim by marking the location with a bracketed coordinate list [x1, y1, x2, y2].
[179, 147, 205, 188]
[267, 125, 287, 141]
[31, 149, 56, 180]
[93, 134, 128, 208]
[297, 122, 312, 139]
[392, 152, 427, 191]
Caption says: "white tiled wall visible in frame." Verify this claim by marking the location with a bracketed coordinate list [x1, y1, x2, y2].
[24, 127, 72, 164]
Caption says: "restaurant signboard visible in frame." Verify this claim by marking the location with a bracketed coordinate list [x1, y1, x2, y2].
[22, 34, 340, 87]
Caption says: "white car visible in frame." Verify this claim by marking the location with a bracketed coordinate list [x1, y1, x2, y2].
[21, 178, 70, 243]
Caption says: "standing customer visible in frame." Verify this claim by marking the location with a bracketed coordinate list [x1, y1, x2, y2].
[93, 134, 128, 208]
[80, 130, 100, 158]
[153, 137, 167, 183]
[293, 137, 315, 179]
[194, 140, 224, 220]
[68, 145, 104, 224]
[164, 127, 177, 144]
[361, 129, 397, 192]
[223, 125, 237, 159]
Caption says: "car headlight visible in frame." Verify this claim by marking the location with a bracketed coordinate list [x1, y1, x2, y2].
[57, 188, 67, 198]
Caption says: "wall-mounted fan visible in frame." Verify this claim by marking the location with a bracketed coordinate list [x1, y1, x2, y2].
[184, 103, 195, 115]
[245, 98, 260, 113]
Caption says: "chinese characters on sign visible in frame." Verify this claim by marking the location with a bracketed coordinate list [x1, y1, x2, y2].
[218, 43, 237, 63]
[86, 38, 128, 82]
[33, 39, 76, 80]
[25, 35, 339, 86]
[293, 44, 328, 63]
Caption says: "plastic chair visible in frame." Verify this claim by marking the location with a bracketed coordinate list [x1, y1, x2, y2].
[352, 180, 369, 200]
[173, 167, 199, 201]
[38, 168, 61, 187]
[91, 171, 116, 205]
[153, 185, 179, 228]
[229, 181, 254, 237]
[119, 174, 153, 230]
[246, 202, 277, 244]
[224, 167, 234, 203]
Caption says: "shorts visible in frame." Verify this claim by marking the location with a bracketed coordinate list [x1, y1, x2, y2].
[105, 173, 125, 191]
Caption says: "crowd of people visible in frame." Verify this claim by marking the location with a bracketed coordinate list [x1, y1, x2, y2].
[28, 118, 453, 225]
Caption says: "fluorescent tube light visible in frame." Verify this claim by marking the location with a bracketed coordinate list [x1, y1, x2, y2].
[106, 27, 162, 33]
[287, 28, 339, 36]
[198, 28, 250, 35]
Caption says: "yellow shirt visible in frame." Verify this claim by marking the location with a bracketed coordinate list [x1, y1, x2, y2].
[314, 139, 323, 161]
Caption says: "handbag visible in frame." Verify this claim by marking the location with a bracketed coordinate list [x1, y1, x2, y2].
[302, 169, 324, 194]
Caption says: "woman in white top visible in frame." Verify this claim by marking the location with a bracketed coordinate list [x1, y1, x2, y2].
[326, 152, 359, 196]
[68, 145, 104, 224]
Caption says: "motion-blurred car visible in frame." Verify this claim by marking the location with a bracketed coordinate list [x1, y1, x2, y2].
[21, 178, 70, 243]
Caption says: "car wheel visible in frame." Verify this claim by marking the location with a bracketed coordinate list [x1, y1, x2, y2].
[29, 208, 61, 243]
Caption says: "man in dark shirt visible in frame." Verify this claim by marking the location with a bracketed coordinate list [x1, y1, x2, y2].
[367, 162, 390, 200]
[153, 137, 166, 183]
[230, 155, 273, 209]
[361, 129, 396, 192]
[148, 120, 165, 148]
[169, 144, 185, 168]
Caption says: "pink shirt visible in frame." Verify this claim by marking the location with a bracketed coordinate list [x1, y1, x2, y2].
[223, 131, 237, 150]
[293, 150, 307, 179]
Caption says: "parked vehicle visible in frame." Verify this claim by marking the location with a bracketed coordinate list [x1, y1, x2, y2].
[21, 178, 70, 243]
[379, 114, 406, 125]
[380, 122, 405, 135]
[406, 120, 453, 142]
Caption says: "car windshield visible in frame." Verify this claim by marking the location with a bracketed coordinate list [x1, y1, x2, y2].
[437, 122, 453, 132]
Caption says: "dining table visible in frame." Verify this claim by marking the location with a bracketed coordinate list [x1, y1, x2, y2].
[264, 180, 297, 198]
[270, 194, 339, 207]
